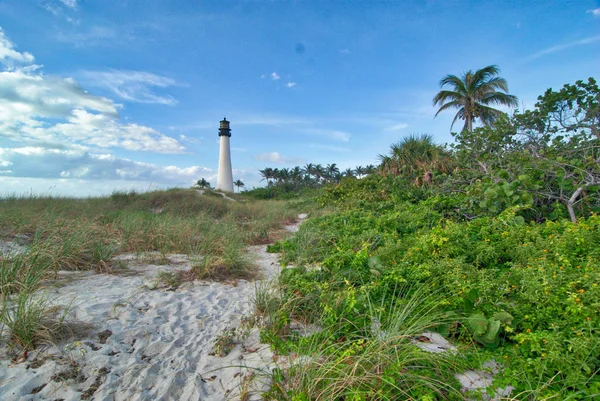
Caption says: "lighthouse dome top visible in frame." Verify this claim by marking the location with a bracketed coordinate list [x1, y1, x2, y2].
[218, 117, 231, 137]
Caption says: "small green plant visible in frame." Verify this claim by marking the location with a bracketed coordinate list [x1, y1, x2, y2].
[212, 328, 241, 357]
[152, 270, 184, 290]
[466, 311, 513, 348]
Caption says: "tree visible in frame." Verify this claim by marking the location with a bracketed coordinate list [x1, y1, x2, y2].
[233, 179, 245, 193]
[433, 65, 518, 132]
[291, 166, 303, 184]
[326, 164, 340, 182]
[195, 178, 211, 189]
[314, 164, 325, 183]
[513, 78, 600, 222]
[452, 78, 599, 223]
[378, 134, 451, 185]
[303, 163, 315, 180]
[259, 168, 275, 185]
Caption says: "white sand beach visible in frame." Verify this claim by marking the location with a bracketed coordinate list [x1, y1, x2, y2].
[0, 216, 306, 400]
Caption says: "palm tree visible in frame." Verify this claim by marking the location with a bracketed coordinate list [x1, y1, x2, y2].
[314, 164, 325, 184]
[378, 134, 452, 185]
[377, 154, 397, 176]
[278, 168, 290, 184]
[365, 165, 376, 175]
[272, 168, 281, 183]
[195, 178, 211, 189]
[303, 163, 315, 180]
[343, 168, 355, 178]
[259, 168, 274, 185]
[291, 166, 303, 183]
[233, 179, 245, 193]
[433, 65, 518, 132]
[326, 163, 340, 182]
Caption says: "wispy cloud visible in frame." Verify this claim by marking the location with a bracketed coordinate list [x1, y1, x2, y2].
[587, 8, 600, 17]
[340, 48, 350, 54]
[235, 114, 310, 127]
[82, 69, 179, 105]
[56, 26, 124, 47]
[525, 35, 600, 60]
[385, 123, 408, 131]
[42, 2, 80, 24]
[286, 82, 296, 88]
[179, 134, 200, 144]
[60, 0, 78, 8]
[309, 144, 350, 152]
[330, 130, 350, 142]
[300, 128, 350, 142]
[270, 72, 280, 80]
[255, 152, 303, 164]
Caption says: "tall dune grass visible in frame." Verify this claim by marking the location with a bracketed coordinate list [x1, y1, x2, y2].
[0, 188, 301, 349]
[258, 284, 467, 400]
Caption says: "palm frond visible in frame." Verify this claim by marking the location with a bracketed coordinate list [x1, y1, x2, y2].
[481, 91, 519, 107]
[434, 100, 462, 117]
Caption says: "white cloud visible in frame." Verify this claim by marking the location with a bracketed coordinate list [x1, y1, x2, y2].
[286, 82, 296, 88]
[0, 28, 185, 154]
[0, 147, 211, 183]
[254, 152, 303, 164]
[0, 28, 35, 66]
[587, 8, 600, 16]
[270, 72, 280, 80]
[385, 123, 408, 131]
[82, 70, 179, 105]
[60, 0, 78, 8]
[48, 109, 185, 153]
[340, 48, 350, 54]
[526, 35, 600, 60]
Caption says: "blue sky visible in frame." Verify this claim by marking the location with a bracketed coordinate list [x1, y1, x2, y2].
[0, 0, 599, 196]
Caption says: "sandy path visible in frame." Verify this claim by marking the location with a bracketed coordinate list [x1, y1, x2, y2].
[195, 190, 237, 202]
[0, 216, 305, 400]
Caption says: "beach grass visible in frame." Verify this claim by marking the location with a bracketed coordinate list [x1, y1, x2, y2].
[0, 188, 301, 350]
[258, 284, 468, 400]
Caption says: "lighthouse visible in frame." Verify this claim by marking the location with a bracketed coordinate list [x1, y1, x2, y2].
[216, 118, 234, 192]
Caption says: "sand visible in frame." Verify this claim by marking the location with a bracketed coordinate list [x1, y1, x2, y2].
[0, 216, 307, 401]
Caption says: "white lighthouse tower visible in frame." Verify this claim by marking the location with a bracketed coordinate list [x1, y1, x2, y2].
[216, 117, 234, 192]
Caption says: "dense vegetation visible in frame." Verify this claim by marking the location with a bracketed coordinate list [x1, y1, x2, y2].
[246, 164, 377, 199]
[259, 78, 599, 399]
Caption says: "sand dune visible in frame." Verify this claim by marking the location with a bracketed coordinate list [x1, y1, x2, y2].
[0, 217, 305, 400]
